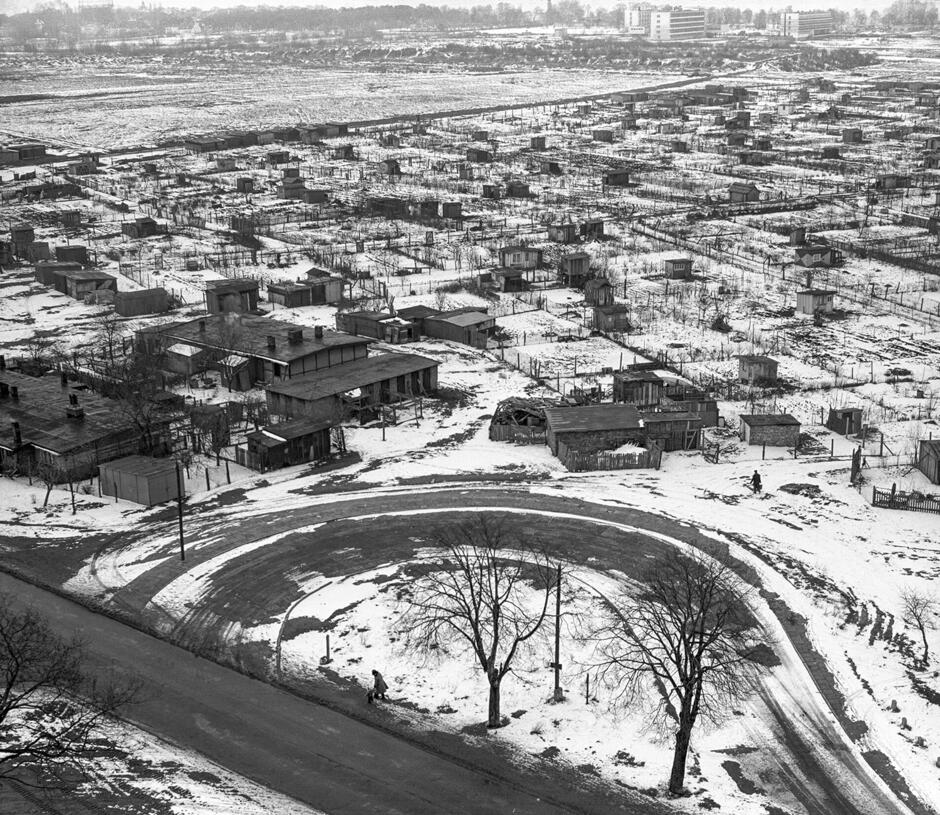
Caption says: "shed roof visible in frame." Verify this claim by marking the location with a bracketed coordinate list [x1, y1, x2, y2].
[98, 455, 177, 479]
[266, 352, 438, 401]
[544, 404, 641, 434]
[256, 416, 336, 441]
[740, 414, 800, 427]
[152, 315, 369, 364]
[0, 370, 145, 455]
[429, 311, 493, 328]
[797, 288, 837, 296]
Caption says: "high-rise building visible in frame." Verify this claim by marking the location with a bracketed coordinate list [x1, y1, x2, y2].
[648, 8, 706, 41]
[624, 4, 653, 34]
[781, 11, 833, 39]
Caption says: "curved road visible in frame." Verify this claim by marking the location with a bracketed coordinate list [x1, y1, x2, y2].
[5, 484, 924, 815]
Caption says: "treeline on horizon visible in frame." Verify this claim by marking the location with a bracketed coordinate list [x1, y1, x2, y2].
[1, 0, 936, 38]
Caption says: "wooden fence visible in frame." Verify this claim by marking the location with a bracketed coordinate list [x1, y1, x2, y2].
[871, 486, 940, 514]
[488, 425, 546, 444]
[559, 440, 662, 472]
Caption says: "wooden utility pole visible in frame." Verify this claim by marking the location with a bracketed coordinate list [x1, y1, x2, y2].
[551, 564, 564, 702]
[176, 460, 186, 562]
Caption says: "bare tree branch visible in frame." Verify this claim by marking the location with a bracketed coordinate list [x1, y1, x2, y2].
[397, 514, 555, 728]
[582, 548, 771, 795]
[0, 595, 138, 787]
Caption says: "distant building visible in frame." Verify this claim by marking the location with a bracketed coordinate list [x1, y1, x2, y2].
[593, 304, 631, 332]
[648, 9, 706, 41]
[584, 277, 614, 306]
[265, 352, 439, 421]
[664, 257, 693, 279]
[242, 417, 337, 472]
[781, 11, 832, 39]
[796, 289, 836, 315]
[728, 182, 760, 203]
[738, 355, 778, 385]
[204, 279, 259, 314]
[99, 456, 181, 506]
[0, 369, 170, 482]
[613, 370, 664, 408]
[795, 245, 842, 268]
[268, 275, 343, 308]
[917, 439, 940, 484]
[498, 246, 542, 270]
[739, 414, 800, 447]
[138, 315, 370, 390]
[559, 252, 591, 287]
[826, 407, 863, 436]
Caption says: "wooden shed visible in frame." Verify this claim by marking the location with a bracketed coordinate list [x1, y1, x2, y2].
[584, 278, 614, 306]
[917, 439, 940, 485]
[664, 257, 693, 279]
[559, 253, 591, 287]
[204, 279, 259, 314]
[640, 412, 702, 451]
[826, 407, 863, 436]
[613, 370, 664, 408]
[728, 182, 760, 203]
[738, 355, 778, 385]
[593, 304, 630, 332]
[739, 414, 800, 447]
[114, 288, 169, 317]
[796, 289, 836, 315]
[544, 404, 644, 457]
[243, 417, 335, 472]
[99, 455, 180, 506]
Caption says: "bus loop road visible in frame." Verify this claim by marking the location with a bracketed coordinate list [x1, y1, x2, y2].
[6, 484, 923, 815]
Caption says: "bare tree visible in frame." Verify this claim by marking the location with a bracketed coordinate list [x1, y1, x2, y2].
[399, 515, 555, 728]
[586, 549, 768, 795]
[901, 588, 937, 665]
[93, 311, 127, 365]
[0, 595, 137, 786]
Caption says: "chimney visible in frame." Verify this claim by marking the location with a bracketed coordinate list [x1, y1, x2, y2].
[314, 325, 324, 339]
[199, 319, 206, 332]
[11, 422, 21, 448]
[287, 327, 303, 345]
[66, 392, 84, 420]
[10, 386, 17, 400]
[266, 335, 276, 349]
[0, 383, 7, 399]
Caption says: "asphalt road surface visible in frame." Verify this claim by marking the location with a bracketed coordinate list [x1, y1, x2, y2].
[0, 569, 665, 815]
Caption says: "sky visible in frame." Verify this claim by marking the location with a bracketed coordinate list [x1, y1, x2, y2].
[0, 0, 905, 14]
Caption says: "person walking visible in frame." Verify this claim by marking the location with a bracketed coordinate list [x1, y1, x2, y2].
[368, 669, 388, 704]
[751, 471, 762, 493]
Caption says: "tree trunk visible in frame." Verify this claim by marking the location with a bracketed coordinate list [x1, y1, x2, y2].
[921, 629, 929, 665]
[669, 720, 693, 794]
[487, 678, 501, 728]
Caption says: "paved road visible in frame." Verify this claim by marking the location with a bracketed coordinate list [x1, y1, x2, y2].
[0, 570, 594, 815]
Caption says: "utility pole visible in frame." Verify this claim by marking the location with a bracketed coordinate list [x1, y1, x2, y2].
[176, 459, 185, 561]
[551, 563, 564, 702]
